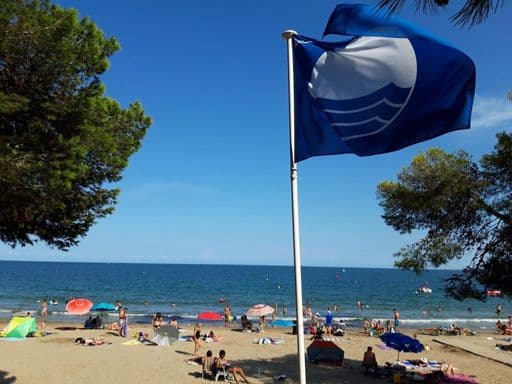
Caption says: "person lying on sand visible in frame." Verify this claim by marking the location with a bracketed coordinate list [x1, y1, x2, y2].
[208, 330, 222, 342]
[74, 337, 108, 346]
[107, 322, 120, 331]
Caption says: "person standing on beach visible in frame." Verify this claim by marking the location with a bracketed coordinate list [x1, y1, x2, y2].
[40, 299, 48, 329]
[118, 306, 127, 337]
[224, 304, 232, 327]
[272, 303, 278, 321]
[496, 304, 503, 316]
[393, 308, 401, 333]
[282, 305, 287, 317]
[325, 310, 334, 335]
[193, 322, 202, 355]
[258, 315, 269, 332]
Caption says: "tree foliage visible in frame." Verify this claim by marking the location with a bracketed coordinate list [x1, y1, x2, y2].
[377, 132, 512, 300]
[0, 0, 151, 250]
[377, 0, 504, 27]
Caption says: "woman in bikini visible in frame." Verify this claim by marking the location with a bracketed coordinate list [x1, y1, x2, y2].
[152, 312, 163, 330]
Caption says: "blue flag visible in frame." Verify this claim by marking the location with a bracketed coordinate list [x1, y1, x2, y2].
[292, 4, 475, 162]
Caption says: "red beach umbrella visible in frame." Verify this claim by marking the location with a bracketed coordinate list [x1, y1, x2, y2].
[246, 304, 274, 317]
[65, 298, 93, 315]
[197, 311, 223, 321]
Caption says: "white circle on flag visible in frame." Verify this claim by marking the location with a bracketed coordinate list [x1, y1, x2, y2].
[308, 36, 417, 100]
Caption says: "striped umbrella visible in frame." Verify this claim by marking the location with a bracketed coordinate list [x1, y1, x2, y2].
[246, 304, 274, 317]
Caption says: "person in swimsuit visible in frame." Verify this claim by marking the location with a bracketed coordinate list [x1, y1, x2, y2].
[393, 308, 400, 332]
[169, 317, 178, 328]
[40, 299, 48, 329]
[119, 307, 128, 337]
[224, 304, 232, 327]
[362, 346, 378, 374]
[208, 330, 223, 342]
[74, 337, 107, 346]
[152, 312, 163, 330]
[193, 322, 202, 355]
[216, 349, 250, 384]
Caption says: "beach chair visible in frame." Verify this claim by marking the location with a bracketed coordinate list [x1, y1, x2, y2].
[214, 365, 232, 382]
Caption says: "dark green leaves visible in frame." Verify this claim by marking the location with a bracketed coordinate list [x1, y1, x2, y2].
[0, 0, 151, 250]
[377, 134, 512, 299]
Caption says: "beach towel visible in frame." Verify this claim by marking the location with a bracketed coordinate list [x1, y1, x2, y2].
[253, 337, 284, 345]
[122, 340, 140, 346]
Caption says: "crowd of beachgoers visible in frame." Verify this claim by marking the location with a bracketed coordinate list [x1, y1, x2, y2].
[2, 299, 511, 383]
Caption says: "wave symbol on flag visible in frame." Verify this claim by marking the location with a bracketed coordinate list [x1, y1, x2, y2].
[307, 37, 417, 140]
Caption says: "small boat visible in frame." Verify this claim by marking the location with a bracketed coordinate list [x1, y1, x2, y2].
[218, 298, 226, 303]
[486, 289, 502, 297]
[418, 283, 432, 294]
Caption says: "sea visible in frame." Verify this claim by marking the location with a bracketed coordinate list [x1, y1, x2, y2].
[0, 261, 507, 331]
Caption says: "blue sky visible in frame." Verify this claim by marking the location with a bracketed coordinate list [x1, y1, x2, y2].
[2, 0, 511, 267]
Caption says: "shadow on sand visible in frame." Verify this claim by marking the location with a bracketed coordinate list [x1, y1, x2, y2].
[179, 351, 368, 384]
[0, 370, 16, 384]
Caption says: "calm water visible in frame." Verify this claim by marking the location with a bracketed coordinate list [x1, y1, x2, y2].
[0, 261, 508, 329]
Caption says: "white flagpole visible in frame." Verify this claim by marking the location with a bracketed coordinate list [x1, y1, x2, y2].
[282, 29, 307, 384]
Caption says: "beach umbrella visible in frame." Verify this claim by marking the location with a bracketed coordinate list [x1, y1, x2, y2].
[380, 333, 424, 360]
[197, 311, 224, 321]
[151, 325, 179, 346]
[246, 304, 274, 317]
[65, 298, 93, 315]
[91, 302, 116, 311]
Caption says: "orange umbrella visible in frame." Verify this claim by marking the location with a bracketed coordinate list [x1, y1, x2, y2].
[65, 298, 93, 315]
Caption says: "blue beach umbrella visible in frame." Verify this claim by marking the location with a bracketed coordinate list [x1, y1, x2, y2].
[380, 333, 424, 360]
[91, 302, 116, 311]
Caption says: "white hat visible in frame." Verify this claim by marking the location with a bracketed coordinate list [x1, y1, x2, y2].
[420, 357, 428, 364]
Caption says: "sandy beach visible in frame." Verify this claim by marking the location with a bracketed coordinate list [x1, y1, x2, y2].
[1, 321, 511, 384]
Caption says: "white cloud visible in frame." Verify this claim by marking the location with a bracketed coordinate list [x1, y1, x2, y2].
[471, 96, 512, 130]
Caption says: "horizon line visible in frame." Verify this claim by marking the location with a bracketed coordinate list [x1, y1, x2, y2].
[0, 259, 460, 271]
